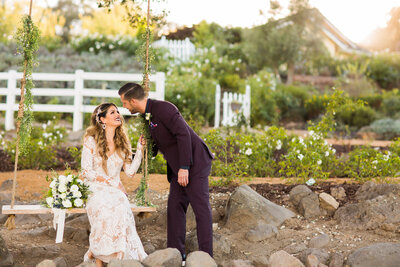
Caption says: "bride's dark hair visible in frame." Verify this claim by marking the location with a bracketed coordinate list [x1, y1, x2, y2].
[84, 103, 132, 175]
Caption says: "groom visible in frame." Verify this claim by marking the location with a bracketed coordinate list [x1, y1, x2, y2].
[119, 82, 214, 258]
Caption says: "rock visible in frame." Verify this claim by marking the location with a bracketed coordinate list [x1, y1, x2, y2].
[355, 181, 400, 201]
[309, 234, 330, 249]
[186, 204, 196, 231]
[0, 180, 14, 191]
[36, 260, 56, 267]
[252, 256, 269, 267]
[298, 193, 321, 219]
[245, 223, 278, 242]
[15, 214, 44, 225]
[346, 243, 400, 267]
[318, 193, 339, 215]
[328, 252, 344, 267]
[269, 250, 305, 267]
[284, 243, 308, 254]
[107, 259, 143, 267]
[305, 255, 319, 267]
[53, 257, 67, 267]
[143, 243, 156, 255]
[290, 185, 313, 207]
[330, 187, 346, 201]
[212, 208, 221, 223]
[0, 234, 13, 267]
[69, 228, 89, 242]
[142, 248, 182, 267]
[66, 214, 90, 231]
[186, 232, 231, 255]
[224, 185, 295, 231]
[300, 249, 329, 265]
[186, 251, 217, 267]
[334, 194, 400, 230]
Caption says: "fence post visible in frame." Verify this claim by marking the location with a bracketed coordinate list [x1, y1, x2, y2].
[73, 69, 84, 132]
[156, 72, 165, 100]
[5, 70, 17, 131]
[214, 84, 221, 128]
[244, 85, 251, 124]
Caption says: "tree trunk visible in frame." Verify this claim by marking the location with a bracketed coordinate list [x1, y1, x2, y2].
[286, 62, 294, 85]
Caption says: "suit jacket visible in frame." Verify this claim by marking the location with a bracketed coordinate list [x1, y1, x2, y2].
[144, 99, 214, 182]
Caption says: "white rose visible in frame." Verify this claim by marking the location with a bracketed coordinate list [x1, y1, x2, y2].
[73, 191, 82, 198]
[276, 140, 282, 150]
[60, 193, 67, 199]
[70, 184, 79, 192]
[58, 184, 67, 193]
[46, 197, 53, 207]
[67, 175, 73, 183]
[62, 199, 72, 208]
[49, 180, 56, 189]
[59, 175, 67, 185]
[74, 198, 83, 207]
[317, 160, 322, 165]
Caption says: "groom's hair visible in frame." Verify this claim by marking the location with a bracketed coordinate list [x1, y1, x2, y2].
[119, 82, 146, 100]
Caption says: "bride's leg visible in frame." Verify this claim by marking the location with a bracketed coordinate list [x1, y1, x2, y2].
[95, 258, 103, 267]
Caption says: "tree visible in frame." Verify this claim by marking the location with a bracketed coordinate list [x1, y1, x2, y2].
[244, 0, 326, 83]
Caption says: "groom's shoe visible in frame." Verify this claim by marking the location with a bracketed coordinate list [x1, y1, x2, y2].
[181, 253, 186, 266]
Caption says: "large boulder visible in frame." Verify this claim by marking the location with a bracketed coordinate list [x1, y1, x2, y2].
[142, 248, 182, 267]
[355, 182, 400, 201]
[335, 187, 400, 231]
[290, 185, 321, 219]
[346, 243, 400, 267]
[224, 185, 295, 230]
[186, 232, 231, 256]
[185, 251, 217, 267]
[107, 259, 143, 267]
[269, 250, 305, 267]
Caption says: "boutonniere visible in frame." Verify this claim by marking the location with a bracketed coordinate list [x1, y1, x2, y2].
[145, 113, 151, 121]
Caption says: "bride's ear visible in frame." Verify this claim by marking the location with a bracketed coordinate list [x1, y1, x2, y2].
[100, 117, 106, 124]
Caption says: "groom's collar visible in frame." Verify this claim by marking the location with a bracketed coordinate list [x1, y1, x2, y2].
[144, 98, 153, 114]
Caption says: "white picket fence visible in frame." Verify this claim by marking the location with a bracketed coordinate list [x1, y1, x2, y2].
[214, 84, 251, 127]
[0, 70, 165, 131]
[153, 36, 195, 61]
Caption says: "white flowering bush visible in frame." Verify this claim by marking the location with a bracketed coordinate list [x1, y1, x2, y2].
[43, 171, 90, 209]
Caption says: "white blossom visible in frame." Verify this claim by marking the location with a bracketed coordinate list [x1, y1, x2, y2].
[49, 180, 56, 189]
[73, 191, 82, 198]
[60, 193, 67, 199]
[70, 184, 79, 192]
[67, 175, 73, 183]
[298, 154, 304, 161]
[245, 148, 253, 155]
[58, 184, 67, 193]
[325, 151, 329, 157]
[46, 197, 53, 207]
[317, 160, 322, 165]
[372, 160, 378, 165]
[62, 199, 72, 208]
[276, 140, 282, 150]
[74, 198, 83, 207]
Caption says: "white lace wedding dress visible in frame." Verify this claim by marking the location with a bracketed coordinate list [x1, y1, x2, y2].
[81, 136, 147, 263]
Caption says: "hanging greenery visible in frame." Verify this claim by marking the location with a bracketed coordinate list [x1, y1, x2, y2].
[15, 15, 40, 153]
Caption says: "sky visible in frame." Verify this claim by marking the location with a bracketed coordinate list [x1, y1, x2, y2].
[19, 0, 400, 44]
[154, 0, 399, 43]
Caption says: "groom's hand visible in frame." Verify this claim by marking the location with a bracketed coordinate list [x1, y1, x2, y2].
[178, 169, 189, 187]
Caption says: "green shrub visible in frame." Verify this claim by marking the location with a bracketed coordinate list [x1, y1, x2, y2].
[304, 94, 330, 120]
[365, 118, 400, 140]
[345, 147, 400, 182]
[381, 89, 400, 117]
[367, 54, 400, 89]
[336, 103, 377, 129]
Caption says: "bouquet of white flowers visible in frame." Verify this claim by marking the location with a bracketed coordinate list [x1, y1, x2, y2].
[43, 171, 90, 209]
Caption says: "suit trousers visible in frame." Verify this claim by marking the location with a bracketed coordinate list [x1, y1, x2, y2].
[167, 164, 213, 257]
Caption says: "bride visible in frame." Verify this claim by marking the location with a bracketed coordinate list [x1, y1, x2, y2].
[81, 103, 147, 266]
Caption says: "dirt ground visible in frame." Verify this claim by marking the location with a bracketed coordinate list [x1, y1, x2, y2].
[0, 170, 399, 266]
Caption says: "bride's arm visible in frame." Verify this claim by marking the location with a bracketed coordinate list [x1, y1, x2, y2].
[123, 141, 143, 178]
[81, 136, 118, 187]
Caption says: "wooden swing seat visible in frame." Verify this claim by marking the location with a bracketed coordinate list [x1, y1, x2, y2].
[2, 204, 156, 215]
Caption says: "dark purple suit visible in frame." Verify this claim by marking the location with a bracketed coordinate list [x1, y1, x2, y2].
[144, 99, 214, 257]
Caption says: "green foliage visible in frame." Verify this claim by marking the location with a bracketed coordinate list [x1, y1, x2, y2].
[365, 118, 400, 140]
[72, 34, 142, 55]
[380, 89, 400, 118]
[4, 121, 66, 169]
[345, 147, 400, 182]
[366, 53, 400, 89]
[336, 103, 377, 129]
[203, 129, 249, 186]
[304, 94, 330, 120]
[15, 15, 40, 154]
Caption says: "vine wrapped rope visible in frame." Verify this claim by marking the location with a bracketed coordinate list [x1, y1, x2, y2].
[5, 0, 40, 230]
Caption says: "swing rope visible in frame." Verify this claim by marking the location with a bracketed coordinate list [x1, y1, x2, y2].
[4, 0, 34, 230]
